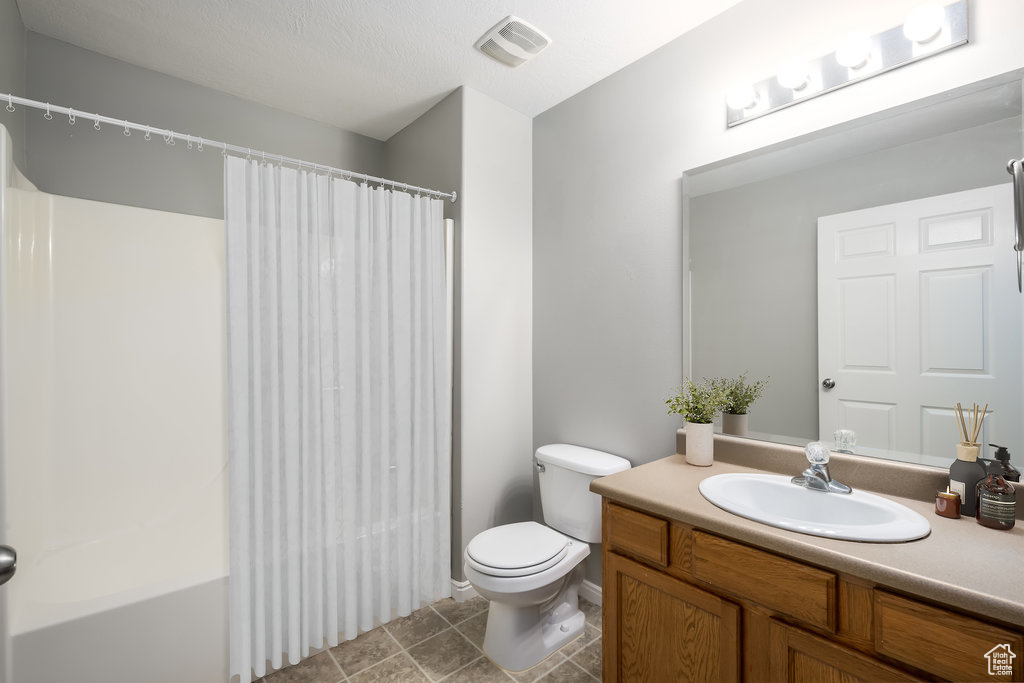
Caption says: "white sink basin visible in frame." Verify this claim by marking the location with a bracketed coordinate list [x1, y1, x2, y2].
[698, 473, 930, 542]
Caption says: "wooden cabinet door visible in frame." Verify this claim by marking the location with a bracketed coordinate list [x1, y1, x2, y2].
[768, 619, 921, 682]
[604, 552, 740, 683]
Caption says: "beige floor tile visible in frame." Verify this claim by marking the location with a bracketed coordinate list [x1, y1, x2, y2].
[568, 638, 601, 679]
[442, 656, 512, 682]
[348, 652, 429, 683]
[383, 606, 450, 648]
[262, 652, 345, 683]
[330, 627, 402, 676]
[454, 610, 488, 649]
[407, 628, 482, 681]
[431, 596, 489, 625]
[537, 660, 597, 682]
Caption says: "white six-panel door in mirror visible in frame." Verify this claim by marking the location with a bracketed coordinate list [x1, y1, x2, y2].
[818, 184, 1020, 467]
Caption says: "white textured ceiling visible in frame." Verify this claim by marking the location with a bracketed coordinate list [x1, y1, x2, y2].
[16, 0, 742, 141]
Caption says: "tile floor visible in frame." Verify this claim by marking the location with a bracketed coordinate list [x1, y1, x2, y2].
[258, 596, 603, 683]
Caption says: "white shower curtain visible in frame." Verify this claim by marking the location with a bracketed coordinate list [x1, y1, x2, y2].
[224, 156, 451, 679]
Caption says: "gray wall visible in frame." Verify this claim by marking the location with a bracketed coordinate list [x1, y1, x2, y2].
[24, 33, 385, 219]
[0, 0, 26, 167]
[532, 43, 690, 465]
[385, 89, 462, 226]
[690, 116, 1021, 442]
[533, 0, 1024, 589]
[384, 89, 466, 580]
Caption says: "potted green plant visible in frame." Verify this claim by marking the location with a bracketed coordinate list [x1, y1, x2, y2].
[719, 372, 769, 437]
[666, 378, 727, 466]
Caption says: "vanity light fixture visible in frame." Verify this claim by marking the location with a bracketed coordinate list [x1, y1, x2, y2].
[835, 32, 872, 69]
[777, 58, 810, 91]
[726, 0, 967, 127]
[903, 2, 946, 43]
[725, 82, 758, 111]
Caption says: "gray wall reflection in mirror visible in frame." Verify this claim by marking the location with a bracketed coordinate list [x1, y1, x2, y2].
[685, 73, 1023, 470]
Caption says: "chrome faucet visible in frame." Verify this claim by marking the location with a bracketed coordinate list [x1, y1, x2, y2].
[791, 442, 852, 494]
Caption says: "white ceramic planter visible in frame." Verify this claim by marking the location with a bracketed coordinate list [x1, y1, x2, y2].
[685, 421, 715, 466]
[721, 412, 749, 437]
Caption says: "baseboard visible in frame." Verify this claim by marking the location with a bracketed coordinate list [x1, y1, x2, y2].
[579, 579, 602, 606]
[450, 578, 479, 602]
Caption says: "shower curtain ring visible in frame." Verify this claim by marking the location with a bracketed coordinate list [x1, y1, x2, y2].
[123, 120, 131, 137]
[186, 135, 193, 150]
[144, 126, 151, 141]
[5, 95, 14, 113]
[197, 137, 204, 152]
[93, 117, 101, 131]
[44, 103, 52, 120]
[68, 108, 75, 125]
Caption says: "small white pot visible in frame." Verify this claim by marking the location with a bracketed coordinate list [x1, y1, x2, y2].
[685, 421, 715, 466]
[721, 412, 749, 437]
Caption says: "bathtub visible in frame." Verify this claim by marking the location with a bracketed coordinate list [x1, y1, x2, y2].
[10, 533, 230, 683]
[1, 125, 231, 683]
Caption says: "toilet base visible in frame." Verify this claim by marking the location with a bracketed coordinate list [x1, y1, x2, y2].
[481, 573, 587, 672]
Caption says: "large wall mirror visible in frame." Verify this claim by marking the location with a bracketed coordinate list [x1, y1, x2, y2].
[684, 70, 1023, 470]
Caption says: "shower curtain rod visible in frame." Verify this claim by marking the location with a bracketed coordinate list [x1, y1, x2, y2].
[1, 92, 457, 203]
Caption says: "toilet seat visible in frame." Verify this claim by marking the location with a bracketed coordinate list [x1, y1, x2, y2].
[465, 522, 570, 577]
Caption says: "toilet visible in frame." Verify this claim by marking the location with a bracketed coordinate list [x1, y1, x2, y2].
[463, 443, 631, 672]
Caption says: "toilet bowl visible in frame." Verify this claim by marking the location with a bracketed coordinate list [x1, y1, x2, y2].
[463, 444, 630, 672]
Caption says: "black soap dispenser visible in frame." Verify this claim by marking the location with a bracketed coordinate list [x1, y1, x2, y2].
[989, 444, 1021, 482]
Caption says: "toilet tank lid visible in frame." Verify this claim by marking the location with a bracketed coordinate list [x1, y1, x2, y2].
[535, 444, 631, 476]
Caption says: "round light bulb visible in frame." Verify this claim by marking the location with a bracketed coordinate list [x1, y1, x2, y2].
[777, 58, 809, 90]
[903, 2, 944, 44]
[835, 32, 871, 69]
[726, 83, 757, 110]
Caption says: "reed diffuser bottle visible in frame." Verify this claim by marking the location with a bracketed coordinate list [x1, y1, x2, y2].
[949, 402, 988, 515]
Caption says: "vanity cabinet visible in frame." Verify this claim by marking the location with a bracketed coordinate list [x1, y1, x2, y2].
[601, 500, 1023, 682]
[605, 552, 740, 681]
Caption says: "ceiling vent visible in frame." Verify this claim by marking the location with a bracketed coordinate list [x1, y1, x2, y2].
[474, 16, 551, 67]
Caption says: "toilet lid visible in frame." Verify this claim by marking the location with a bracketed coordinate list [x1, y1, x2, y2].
[466, 522, 569, 577]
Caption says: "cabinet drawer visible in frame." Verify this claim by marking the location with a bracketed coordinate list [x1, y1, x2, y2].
[874, 590, 1024, 681]
[605, 503, 668, 567]
[693, 531, 836, 631]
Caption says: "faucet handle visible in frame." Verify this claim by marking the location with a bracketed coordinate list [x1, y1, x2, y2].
[805, 441, 830, 466]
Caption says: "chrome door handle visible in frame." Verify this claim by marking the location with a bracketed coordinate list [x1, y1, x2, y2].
[821, 378, 836, 390]
[0, 545, 15, 586]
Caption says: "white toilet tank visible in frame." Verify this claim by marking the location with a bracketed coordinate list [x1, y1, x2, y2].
[536, 444, 631, 543]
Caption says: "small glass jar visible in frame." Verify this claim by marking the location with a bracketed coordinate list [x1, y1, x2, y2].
[976, 473, 1015, 530]
[935, 489, 961, 519]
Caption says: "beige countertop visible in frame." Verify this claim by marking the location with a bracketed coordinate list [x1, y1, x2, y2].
[591, 451, 1024, 629]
